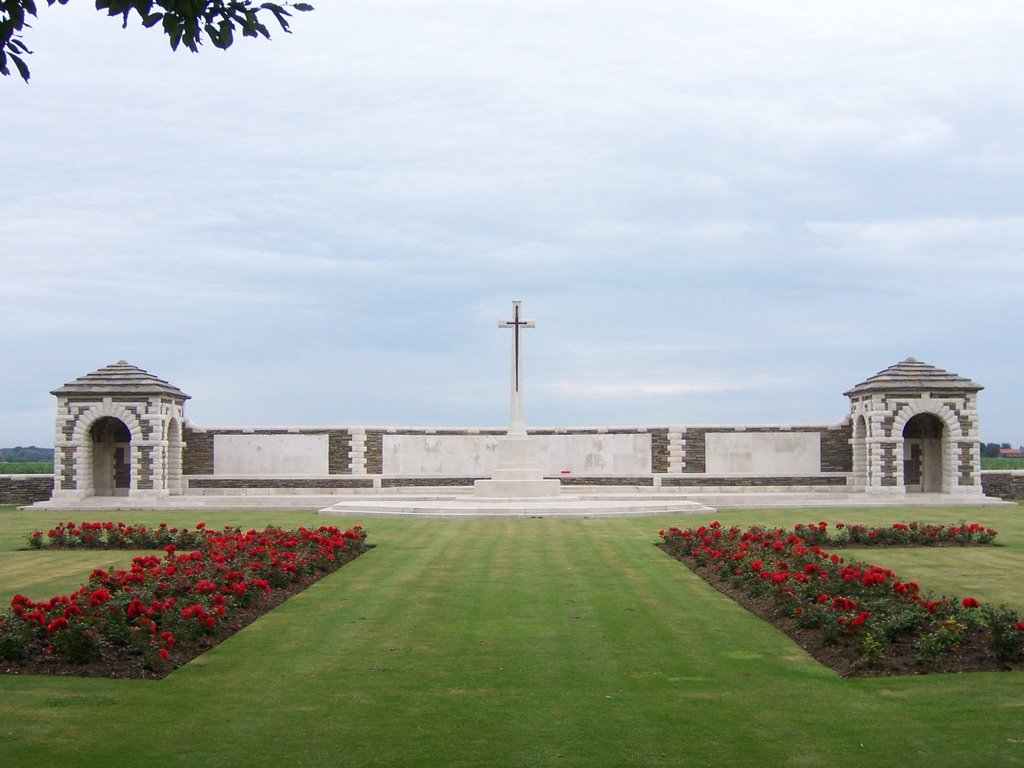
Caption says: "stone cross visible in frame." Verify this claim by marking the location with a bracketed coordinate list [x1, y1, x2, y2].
[499, 300, 535, 437]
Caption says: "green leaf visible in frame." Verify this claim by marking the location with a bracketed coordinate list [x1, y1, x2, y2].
[12, 51, 29, 82]
[8, 5, 26, 29]
[216, 19, 233, 48]
[293, 3, 314, 12]
[260, 3, 291, 31]
[168, 23, 182, 51]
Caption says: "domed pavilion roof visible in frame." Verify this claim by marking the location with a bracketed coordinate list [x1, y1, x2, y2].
[844, 357, 982, 397]
[50, 361, 190, 401]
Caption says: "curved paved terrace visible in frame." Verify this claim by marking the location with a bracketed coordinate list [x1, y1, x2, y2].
[25, 489, 1010, 517]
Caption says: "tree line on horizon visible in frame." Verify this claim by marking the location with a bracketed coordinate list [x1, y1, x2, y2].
[981, 442, 1023, 458]
[0, 446, 54, 462]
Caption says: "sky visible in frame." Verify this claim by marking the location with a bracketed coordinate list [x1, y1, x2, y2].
[2, 0, 1022, 448]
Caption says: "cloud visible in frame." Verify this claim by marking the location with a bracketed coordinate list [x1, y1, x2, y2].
[2, 0, 1024, 447]
[805, 217, 1024, 271]
[544, 373, 800, 399]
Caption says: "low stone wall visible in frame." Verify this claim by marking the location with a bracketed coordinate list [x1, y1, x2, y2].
[0, 475, 55, 505]
[661, 475, 848, 488]
[980, 471, 1024, 500]
[558, 476, 656, 487]
[182, 421, 852, 481]
[381, 477, 478, 488]
[188, 477, 374, 490]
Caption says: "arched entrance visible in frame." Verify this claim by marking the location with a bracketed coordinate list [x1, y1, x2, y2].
[902, 413, 945, 493]
[90, 417, 132, 497]
[846, 358, 983, 496]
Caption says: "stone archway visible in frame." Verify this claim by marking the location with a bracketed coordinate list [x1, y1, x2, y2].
[90, 417, 132, 497]
[70, 402, 144, 498]
[901, 413, 946, 493]
[50, 362, 191, 501]
[844, 358, 982, 496]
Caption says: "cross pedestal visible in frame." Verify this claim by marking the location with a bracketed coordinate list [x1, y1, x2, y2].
[474, 301, 561, 498]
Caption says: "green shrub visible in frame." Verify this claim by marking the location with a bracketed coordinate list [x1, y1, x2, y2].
[914, 619, 967, 664]
[0, 611, 33, 660]
[50, 620, 104, 664]
[981, 605, 1024, 662]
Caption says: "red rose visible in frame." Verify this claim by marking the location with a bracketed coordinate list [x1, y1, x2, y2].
[46, 617, 68, 635]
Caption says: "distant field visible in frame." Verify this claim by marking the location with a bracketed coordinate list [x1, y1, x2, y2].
[0, 462, 53, 474]
[982, 457, 1024, 470]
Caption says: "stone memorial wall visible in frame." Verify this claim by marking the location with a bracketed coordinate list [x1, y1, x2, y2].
[13, 356, 989, 504]
[178, 421, 850, 494]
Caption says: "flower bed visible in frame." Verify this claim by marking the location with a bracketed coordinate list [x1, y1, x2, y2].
[659, 521, 1024, 676]
[811, 520, 998, 548]
[2, 522, 369, 679]
[27, 520, 211, 550]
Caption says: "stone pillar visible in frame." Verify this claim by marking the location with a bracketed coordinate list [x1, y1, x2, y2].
[349, 428, 367, 475]
[668, 428, 686, 473]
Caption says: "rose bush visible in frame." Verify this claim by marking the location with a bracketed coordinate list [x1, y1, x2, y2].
[3, 523, 368, 674]
[27, 520, 210, 550]
[659, 520, 1023, 671]
[827, 520, 998, 547]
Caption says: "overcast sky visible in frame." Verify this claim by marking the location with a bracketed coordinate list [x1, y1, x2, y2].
[2, 1, 1022, 448]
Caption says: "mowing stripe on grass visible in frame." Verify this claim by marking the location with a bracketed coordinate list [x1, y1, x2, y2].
[1, 508, 1022, 768]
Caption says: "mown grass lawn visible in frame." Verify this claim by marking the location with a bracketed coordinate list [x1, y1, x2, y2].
[1, 504, 1022, 768]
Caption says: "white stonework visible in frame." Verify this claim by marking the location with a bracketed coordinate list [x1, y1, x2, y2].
[473, 436, 562, 497]
[349, 428, 367, 475]
[667, 428, 686, 473]
[475, 300, 560, 498]
[705, 431, 820, 475]
[213, 434, 329, 476]
[845, 358, 983, 497]
[50, 362, 189, 501]
[37, 356, 991, 508]
[384, 432, 652, 476]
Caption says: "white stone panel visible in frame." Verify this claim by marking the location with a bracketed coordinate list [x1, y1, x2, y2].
[214, 434, 329, 475]
[383, 433, 652, 475]
[705, 432, 820, 475]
